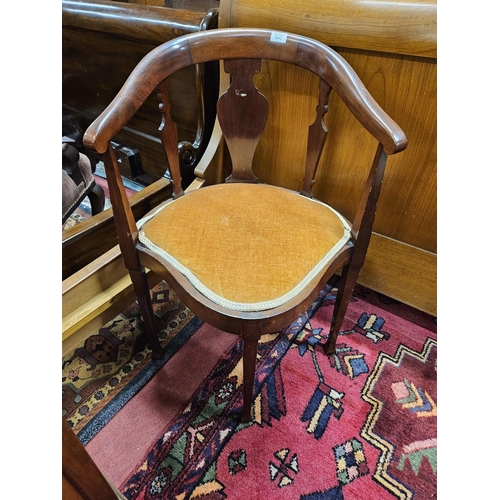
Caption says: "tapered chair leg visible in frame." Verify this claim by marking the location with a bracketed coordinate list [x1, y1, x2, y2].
[241, 336, 259, 423]
[323, 264, 361, 355]
[129, 267, 163, 359]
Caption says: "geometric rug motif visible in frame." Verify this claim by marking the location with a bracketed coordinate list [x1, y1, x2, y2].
[120, 326, 296, 498]
[340, 312, 391, 343]
[253, 363, 287, 427]
[120, 288, 331, 499]
[300, 380, 345, 440]
[329, 343, 370, 379]
[334, 437, 370, 486]
[293, 323, 346, 440]
[62, 282, 196, 436]
[269, 448, 300, 488]
[228, 449, 247, 475]
[71, 279, 437, 499]
[361, 337, 437, 499]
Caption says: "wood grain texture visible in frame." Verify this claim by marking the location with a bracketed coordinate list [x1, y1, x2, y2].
[63, 246, 131, 321]
[62, 243, 162, 341]
[359, 233, 437, 315]
[62, 25, 199, 173]
[62, 418, 122, 500]
[81, 27, 408, 418]
[218, 59, 268, 182]
[250, 53, 436, 253]
[219, 0, 436, 58]
[84, 29, 406, 156]
[62, 0, 219, 289]
[301, 78, 332, 197]
[219, 0, 437, 314]
[62, 0, 210, 44]
[158, 79, 184, 196]
[63, 0, 219, 178]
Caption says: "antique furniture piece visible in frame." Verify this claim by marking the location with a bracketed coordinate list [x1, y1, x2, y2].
[62, 0, 220, 353]
[216, 0, 437, 316]
[62, 0, 219, 279]
[83, 28, 407, 422]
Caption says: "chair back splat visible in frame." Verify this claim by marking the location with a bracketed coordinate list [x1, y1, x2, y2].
[301, 78, 332, 198]
[218, 58, 268, 183]
[83, 28, 407, 423]
[157, 79, 184, 198]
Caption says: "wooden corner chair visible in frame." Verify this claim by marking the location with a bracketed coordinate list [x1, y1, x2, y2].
[83, 28, 407, 422]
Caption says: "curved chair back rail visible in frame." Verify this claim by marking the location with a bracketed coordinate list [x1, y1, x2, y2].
[218, 0, 436, 317]
[83, 28, 407, 423]
[84, 29, 407, 156]
[62, 0, 220, 280]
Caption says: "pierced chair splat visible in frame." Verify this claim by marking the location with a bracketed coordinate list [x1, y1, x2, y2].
[83, 28, 407, 423]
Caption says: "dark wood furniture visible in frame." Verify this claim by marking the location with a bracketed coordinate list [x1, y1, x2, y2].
[63, 418, 123, 499]
[62, 0, 221, 353]
[62, 0, 219, 279]
[83, 28, 406, 422]
[217, 0, 437, 316]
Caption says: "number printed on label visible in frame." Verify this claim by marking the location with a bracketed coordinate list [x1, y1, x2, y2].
[270, 32, 287, 44]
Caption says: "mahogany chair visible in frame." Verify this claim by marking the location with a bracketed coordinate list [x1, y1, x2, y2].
[83, 28, 407, 422]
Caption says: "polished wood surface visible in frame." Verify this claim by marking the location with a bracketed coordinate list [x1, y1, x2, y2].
[158, 80, 185, 197]
[63, 0, 218, 180]
[83, 28, 406, 419]
[301, 78, 331, 197]
[218, 59, 267, 182]
[62, 418, 123, 499]
[63, 0, 435, 366]
[219, 0, 436, 58]
[218, 0, 437, 315]
[62, 177, 171, 280]
[84, 30, 406, 155]
[63, 0, 213, 43]
[62, 241, 162, 354]
[62, 0, 220, 280]
[359, 233, 437, 315]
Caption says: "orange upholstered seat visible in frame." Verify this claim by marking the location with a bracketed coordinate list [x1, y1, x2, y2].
[83, 28, 407, 422]
[138, 183, 350, 311]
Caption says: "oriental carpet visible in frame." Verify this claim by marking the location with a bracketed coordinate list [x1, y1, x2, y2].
[62, 280, 437, 499]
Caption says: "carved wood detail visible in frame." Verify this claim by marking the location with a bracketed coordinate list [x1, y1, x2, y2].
[158, 79, 184, 197]
[217, 59, 269, 183]
[301, 78, 332, 197]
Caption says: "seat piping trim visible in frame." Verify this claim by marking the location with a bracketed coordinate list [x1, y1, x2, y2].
[137, 192, 351, 312]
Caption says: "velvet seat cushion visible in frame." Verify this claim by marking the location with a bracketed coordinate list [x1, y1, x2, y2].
[138, 183, 351, 312]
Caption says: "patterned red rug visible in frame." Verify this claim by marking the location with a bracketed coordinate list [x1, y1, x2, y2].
[63, 280, 437, 499]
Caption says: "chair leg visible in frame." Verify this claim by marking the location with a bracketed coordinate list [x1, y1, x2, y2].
[129, 267, 163, 360]
[323, 264, 361, 355]
[241, 336, 259, 423]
